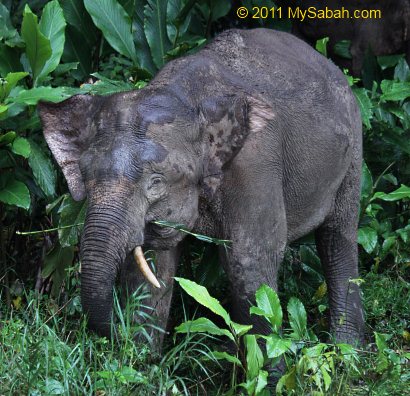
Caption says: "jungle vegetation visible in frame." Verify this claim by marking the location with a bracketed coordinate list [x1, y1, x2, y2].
[0, 0, 409, 394]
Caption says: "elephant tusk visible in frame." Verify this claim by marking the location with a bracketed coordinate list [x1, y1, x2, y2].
[133, 246, 161, 289]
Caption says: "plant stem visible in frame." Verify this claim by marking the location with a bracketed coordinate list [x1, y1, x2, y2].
[16, 223, 84, 236]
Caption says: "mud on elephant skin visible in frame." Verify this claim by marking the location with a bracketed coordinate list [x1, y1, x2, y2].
[39, 28, 365, 346]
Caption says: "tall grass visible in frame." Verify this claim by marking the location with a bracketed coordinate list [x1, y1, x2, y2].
[0, 281, 220, 395]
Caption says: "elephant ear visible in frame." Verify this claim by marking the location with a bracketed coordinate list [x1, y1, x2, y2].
[199, 94, 274, 196]
[38, 95, 104, 201]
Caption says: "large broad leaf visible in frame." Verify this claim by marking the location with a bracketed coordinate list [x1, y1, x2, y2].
[175, 317, 234, 341]
[352, 87, 372, 129]
[60, 0, 98, 48]
[380, 80, 410, 102]
[28, 140, 57, 199]
[11, 137, 31, 158]
[13, 86, 73, 105]
[0, 44, 22, 76]
[0, 3, 22, 47]
[175, 277, 231, 326]
[266, 334, 292, 359]
[211, 351, 242, 366]
[42, 244, 75, 297]
[144, 0, 172, 69]
[361, 161, 373, 200]
[37, 0, 66, 83]
[244, 334, 264, 380]
[58, 195, 87, 247]
[84, 0, 138, 65]
[250, 284, 282, 331]
[133, 0, 156, 74]
[21, 5, 52, 85]
[287, 297, 307, 339]
[372, 184, 410, 202]
[62, 25, 93, 80]
[0, 72, 28, 102]
[357, 226, 378, 254]
[0, 176, 30, 209]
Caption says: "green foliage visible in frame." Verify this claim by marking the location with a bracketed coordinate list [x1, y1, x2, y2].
[0, 279, 219, 394]
[175, 279, 410, 395]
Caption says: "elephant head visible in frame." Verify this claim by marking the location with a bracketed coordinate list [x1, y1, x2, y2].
[38, 88, 273, 336]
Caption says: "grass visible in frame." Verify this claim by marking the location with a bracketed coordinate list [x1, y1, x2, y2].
[0, 279, 221, 395]
[0, 253, 409, 395]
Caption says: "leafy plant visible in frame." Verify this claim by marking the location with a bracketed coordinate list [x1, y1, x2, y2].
[175, 279, 379, 395]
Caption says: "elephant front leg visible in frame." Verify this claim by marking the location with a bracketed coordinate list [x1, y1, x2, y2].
[120, 245, 181, 351]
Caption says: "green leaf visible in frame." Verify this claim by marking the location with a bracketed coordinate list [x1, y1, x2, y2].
[380, 80, 410, 102]
[333, 40, 352, 59]
[0, 105, 7, 117]
[230, 322, 253, 337]
[44, 378, 66, 394]
[0, 72, 28, 102]
[396, 224, 410, 243]
[13, 86, 73, 105]
[287, 297, 307, 339]
[276, 366, 296, 393]
[132, 0, 156, 74]
[381, 236, 396, 258]
[21, 5, 52, 85]
[315, 37, 329, 57]
[0, 44, 22, 76]
[144, 0, 172, 69]
[361, 161, 373, 199]
[255, 370, 268, 395]
[11, 137, 31, 158]
[352, 87, 372, 129]
[394, 58, 410, 82]
[37, 0, 67, 83]
[211, 351, 242, 366]
[244, 334, 264, 380]
[0, 3, 22, 47]
[28, 140, 57, 199]
[84, 0, 138, 64]
[175, 317, 234, 341]
[358, 226, 378, 254]
[175, 277, 231, 326]
[0, 177, 30, 209]
[60, 0, 98, 47]
[209, 0, 231, 21]
[62, 25, 93, 80]
[372, 184, 410, 202]
[42, 244, 75, 297]
[58, 195, 87, 247]
[0, 131, 16, 146]
[266, 334, 292, 359]
[250, 284, 282, 331]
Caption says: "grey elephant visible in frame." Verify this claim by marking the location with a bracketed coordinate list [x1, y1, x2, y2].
[39, 28, 364, 346]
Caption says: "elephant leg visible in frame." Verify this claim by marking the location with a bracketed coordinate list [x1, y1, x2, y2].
[220, 182, 287, 334]
[315, 165, 365, 344]
[120, 245, 181, 350]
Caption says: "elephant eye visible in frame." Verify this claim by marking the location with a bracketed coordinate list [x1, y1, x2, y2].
[147, 175, 166, 194]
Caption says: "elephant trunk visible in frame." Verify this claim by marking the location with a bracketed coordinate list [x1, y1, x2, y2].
[80, 205, 140, 336]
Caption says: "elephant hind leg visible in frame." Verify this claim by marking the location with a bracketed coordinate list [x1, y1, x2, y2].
[315, 163, 365, 345]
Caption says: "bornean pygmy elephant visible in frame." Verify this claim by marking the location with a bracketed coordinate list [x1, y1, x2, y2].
[39, 28, 364, 346]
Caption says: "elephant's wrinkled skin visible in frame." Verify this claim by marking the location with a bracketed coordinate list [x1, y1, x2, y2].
[39, 28, 364, 345]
